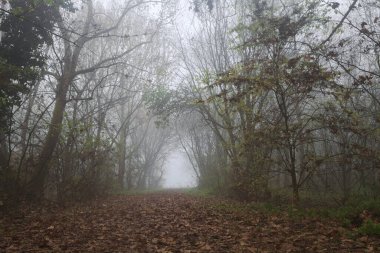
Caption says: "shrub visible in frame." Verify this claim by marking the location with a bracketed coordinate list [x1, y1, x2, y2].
[358, 219, 380, 236]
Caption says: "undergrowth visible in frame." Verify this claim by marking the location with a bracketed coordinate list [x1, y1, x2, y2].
[187, 187, 380, 237]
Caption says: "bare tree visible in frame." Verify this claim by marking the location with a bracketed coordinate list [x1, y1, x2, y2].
[29, 0, 171, 198]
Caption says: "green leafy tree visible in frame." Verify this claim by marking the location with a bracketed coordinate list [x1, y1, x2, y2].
[0, 0, 73, 201]
[0, 0, 73, 130]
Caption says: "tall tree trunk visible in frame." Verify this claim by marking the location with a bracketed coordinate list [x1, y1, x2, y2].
[290, 163, 300, 205]
[118, 116, 127, 189]
[0, 131, 8, 171]
[0, 130, 10, 195]
[20, 82, 39, 151]
[29, 1, 93, 199]
[59, 100, 79, 201]
[126, 160, 133, 190]
[29, 74, 72, 198]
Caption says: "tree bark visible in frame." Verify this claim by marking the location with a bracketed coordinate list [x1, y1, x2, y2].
[29, 73, 73, 198]
[29, 1, 93, 199]
[118, 107, 127, 189]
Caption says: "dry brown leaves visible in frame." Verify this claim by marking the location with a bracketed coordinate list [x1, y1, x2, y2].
[1, 192, 379, 252]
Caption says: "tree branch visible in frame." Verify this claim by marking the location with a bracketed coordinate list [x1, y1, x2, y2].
[74, 40, 152, 76]
[320, 0, 358, 46]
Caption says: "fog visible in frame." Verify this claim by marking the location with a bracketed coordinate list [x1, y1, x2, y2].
[163, 151, 197, 188]
[1, 0, 380, 204]
[2, 1, 380, 251]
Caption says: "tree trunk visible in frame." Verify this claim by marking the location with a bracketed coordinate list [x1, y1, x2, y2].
[20, 82, 40, 152]
[0, 131, 9, 171]
[289, 144, 300, 205]
[0, 130, 10, 196]
[59, 100, 79, 201]
[28, 1, 93, 199]
[291, 169, 300, 205]
[126, 161, 133, 190]
[29, 74, 72, 199]
[118, 122, 127, 189]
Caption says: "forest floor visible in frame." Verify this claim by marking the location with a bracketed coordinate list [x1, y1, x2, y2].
[1, 191, 380, 252]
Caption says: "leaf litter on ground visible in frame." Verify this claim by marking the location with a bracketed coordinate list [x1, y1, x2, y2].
[1, 192, 379, 252]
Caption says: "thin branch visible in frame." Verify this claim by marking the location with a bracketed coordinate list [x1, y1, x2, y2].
[320, 0, 359, 46]
[74, 40, 152, 76]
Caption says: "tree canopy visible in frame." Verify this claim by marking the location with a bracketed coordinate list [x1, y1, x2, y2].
[0, 0, 73, 129]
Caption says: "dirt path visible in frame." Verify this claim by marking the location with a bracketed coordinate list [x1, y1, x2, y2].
[1, 192, 379, 252]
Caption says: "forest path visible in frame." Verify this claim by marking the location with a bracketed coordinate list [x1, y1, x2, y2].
[1, 192, 378, 252]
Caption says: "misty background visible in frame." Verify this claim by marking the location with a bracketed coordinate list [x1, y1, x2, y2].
[0, 0, 379, 205]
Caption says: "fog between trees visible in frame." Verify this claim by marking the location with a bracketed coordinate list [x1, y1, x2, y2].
[0, 0, 379, 206]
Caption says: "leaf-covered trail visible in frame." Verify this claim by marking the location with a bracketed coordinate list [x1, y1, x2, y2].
[1, 192, 379, 252]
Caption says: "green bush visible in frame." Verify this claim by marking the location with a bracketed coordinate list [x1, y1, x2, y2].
[316, 200, 380, 227]
[358, 220, 380, 236]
